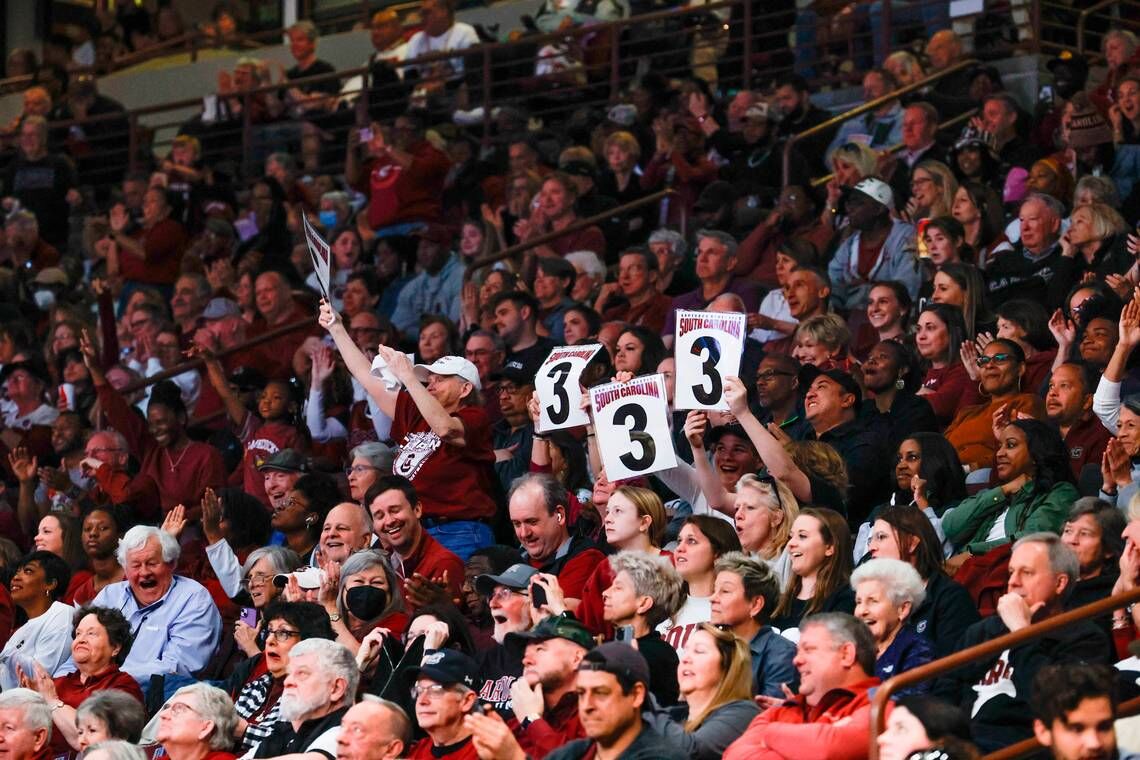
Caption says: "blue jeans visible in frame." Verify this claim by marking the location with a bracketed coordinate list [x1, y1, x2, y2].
[426, 520, 495, 561]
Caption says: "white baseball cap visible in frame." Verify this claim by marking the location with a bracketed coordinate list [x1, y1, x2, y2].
[852, 177, 894, 211]
[413, 356, 482, 391]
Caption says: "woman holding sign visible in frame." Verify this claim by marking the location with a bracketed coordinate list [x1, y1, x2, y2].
[318, 300, 497, 560]
[612, 325, 669, 376]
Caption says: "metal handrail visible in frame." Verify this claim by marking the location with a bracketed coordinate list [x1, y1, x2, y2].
[119, 315, 316, 394]
[782, 58, 978, 186]
[984, 695, 1140, 759]
[807, 108, 978, 188]
[1075, 0, 1137, 53]
[868, 586, 1140, 760]
[466, 188, 674, 273]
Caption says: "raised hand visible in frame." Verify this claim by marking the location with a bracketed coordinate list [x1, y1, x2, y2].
[7, 447, 37, 483]
[161, 504, 187, 538]
[1048, 308, 1076, 348]
[683, 410, 710, 449]
[317, 299, 342, 332]
[1119, 297, 1140, 348]
[960, 340, 981, 381]
[310, 344, 335, 387]
[723, 376, 749, 417]
[200, 487, 224, 545]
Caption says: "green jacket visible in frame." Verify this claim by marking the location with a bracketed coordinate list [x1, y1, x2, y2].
[942, 481, 1079, 555]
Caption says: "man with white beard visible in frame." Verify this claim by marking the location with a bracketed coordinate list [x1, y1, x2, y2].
[471, 563, 538, 713]
[254, 639, 358, 760]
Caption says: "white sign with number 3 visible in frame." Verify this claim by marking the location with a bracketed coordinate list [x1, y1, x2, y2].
[589, 374, 677, 481]
[673, 310, 747, 411]
[535, 344, 603, 432]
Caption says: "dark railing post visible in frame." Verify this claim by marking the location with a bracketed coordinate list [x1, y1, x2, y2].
[481, 47, 493, 146]
[742, 0, 752, 91]
[127, 113, 139, 175]
[880, 0, 892, 67]
[610, 24, 622, 100]
[241, 91, 253, 178]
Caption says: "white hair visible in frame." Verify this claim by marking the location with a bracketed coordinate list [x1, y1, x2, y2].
[288, 638, 360, 699]
[170, 683, 238, 751]
[116, 525, 180, 567]
[850, 558, 926, 611]
[0, 689, 51, 734]
[87, 740, 147, 760]
[564, 250, 606, 279]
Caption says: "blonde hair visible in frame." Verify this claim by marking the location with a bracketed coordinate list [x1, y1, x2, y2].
[559, 145, 596, 167]
[603, 131, 641, 163]
[884, 51, 925, 85]
[684, 624, 754, 731]
[913, 160, 958, 218]
[1073, 202, 1127, 241]
[735, 474, 799, 559]
[786, 441, 849, 495]
[830, 141, 879, 180]
[793, 313, 851, 354]
[612, 485, 667, 547]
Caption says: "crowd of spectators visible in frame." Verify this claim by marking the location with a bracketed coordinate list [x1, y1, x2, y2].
[3, 3, 1140, 760]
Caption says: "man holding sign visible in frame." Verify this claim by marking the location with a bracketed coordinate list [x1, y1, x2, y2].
[673, 309, 747, 411]
[589, 374, 677, 481]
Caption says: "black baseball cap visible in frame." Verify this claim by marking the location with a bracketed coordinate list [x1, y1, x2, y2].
[411, 649, 481, 689]
[798, 366, 862, 405]
[578, 642, 650, 687]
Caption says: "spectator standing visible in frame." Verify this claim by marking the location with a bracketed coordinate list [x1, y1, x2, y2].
[1, 115, 80, 250]
[106, 188, 188, 295]
[322, 303, 497, 559]
[661, 230, 760, 343]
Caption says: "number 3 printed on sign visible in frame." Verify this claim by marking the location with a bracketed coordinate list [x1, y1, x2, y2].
[613, 403, 656, 472]
[544, 361, 573, 425]
[690, 336, 722, 406]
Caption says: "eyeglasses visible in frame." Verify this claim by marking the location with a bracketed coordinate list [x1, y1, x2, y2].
[910, 176, 935, 187]
[465, 348, 494, 358]
[489, 587, 528, 602]
[241, 572, 273, 589]
[411, 683, 459, 701]
[975, 352, 1015, 367]
[265, 627, 302, 643]
[497, 384, 524, 396]
[282, 496, 309, 511]
[345, 465, 380, 477]
[129, 319, 152, 330]
[755, 370, 794, 384]
[160, 702, 200, 717]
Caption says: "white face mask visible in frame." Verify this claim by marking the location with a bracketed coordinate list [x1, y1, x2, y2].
[33, 289, 56, 311]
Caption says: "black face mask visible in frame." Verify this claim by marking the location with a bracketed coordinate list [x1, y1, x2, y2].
[345, 585, 388, 620]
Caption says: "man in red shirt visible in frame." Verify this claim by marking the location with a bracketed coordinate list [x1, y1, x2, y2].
[322, 301, 497, 560]
[505, 616, 590, 758]
[366, 474, 464, 609]
[406, 650, 482, 760]
[1046, 362, 1110, 480]
[508, 473, 604, 604]
[723, 612, 884, 760]
[347, 110, 450, 231]
[246, 270, 320, 380]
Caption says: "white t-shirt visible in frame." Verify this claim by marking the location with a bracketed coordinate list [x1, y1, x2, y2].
[751, 288, 797, 344]
[659, 594, 711, 658]
[0, 601, 74, 690]
[405, 23, 479, 79]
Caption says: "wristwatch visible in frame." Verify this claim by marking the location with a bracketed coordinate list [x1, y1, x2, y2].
[49, 700, 64, 712]
[520, 715, 541, 729]
[328, 613, 341, 623]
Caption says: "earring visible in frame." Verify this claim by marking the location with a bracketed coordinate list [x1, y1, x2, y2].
[895, 378, 906, 390]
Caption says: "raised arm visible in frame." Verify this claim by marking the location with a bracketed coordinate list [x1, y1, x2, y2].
[724, 376, 811, 503]
[683, 410, 734, 516]
[318, 300, 398, 418]
[377, 346, 465, 446]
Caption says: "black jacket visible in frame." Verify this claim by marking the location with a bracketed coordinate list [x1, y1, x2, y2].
[817, 416, 893, 527]
[931, 613, 1110, 752]
[545, 722, 691, 760]
[985, 241, 1064, 310]
[910, 571, 981, 659]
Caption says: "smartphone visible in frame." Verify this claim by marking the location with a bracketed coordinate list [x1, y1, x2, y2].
[530, 582, 548, 609]
[616, 625, 636, 643]
[359, 127, 373, 143]
[240, 607, 257, 627]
